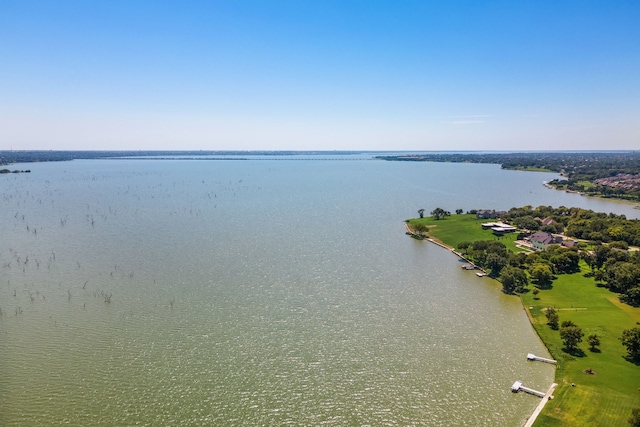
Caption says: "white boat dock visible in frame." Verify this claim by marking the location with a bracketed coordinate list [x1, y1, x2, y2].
[527, 353, 557, 364]
[511, 380, 547, 398]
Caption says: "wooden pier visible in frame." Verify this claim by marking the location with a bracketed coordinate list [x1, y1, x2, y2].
[527, 353, 557, 364]
[523, 383, 558, 427]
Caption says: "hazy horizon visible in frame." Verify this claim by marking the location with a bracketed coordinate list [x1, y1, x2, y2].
[1, 1, 639, 151]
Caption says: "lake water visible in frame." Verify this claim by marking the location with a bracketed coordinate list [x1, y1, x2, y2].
[1, 155, 637, 426]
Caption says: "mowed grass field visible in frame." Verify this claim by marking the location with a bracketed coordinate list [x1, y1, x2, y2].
[522, 267, 640, 427]
[406, 213, 525, 252]
[406, 214, 640, 426]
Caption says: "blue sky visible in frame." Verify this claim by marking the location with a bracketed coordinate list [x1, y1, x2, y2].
[1, 0, 639, 151]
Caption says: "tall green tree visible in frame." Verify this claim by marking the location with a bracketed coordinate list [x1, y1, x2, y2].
[620, 327, 640, 361]
[547, 311, 559, 329]
[549, 249, 580, 274]
[486, 253, 507, 277]
[544, 306, 560, 329]
[629, 408, 640, 427]
[500, 266, 528, 294]
[605, 262, 640, 293]
[560, 324, 584, 352]
[430, 207, 450, 220]
[530, 263, 554, 288]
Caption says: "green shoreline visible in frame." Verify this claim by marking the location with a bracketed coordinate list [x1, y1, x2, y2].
[405, 216, 640, 427]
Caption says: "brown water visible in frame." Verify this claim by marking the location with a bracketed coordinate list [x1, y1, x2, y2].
[3, 156, 632, 426]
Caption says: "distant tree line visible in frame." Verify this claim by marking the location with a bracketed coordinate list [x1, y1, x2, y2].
[0, 150, 371, 166]
[377, 151, 640, 201]
[0, 168, 30, 174]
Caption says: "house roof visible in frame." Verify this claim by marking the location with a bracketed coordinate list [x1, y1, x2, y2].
[529, 231, 557, 245]
[541, 217, 556, 226]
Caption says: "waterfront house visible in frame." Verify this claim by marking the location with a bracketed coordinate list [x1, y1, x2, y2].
[476, 209, 496, 219]
[540, 217, 556, 226]
[477, 209, 507, 219]
[528, 231, 563, 251]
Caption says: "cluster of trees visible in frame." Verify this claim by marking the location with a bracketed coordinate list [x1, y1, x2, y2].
[0, 169, 30, 174]
[457, 240, 580, 294]
[500, 205, 640, 306]
[588, 247, 640, 306]
[429, 207, 451, 220]
[502, 204, 640, 245]
[545, 309, 590, 354]
[453, 205, 640, 306]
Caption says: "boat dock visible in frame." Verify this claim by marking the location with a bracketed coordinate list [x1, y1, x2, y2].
[527, 353, 557, 364]
[511, 380, 547, 398]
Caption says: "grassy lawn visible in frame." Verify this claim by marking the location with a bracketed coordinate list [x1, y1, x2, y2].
[406, 213, 527, 253]
[521, 264, 640, 426]
[407, 214, 640, 426]
[510, 166, 554, 172]
[576, 180, 594, 190]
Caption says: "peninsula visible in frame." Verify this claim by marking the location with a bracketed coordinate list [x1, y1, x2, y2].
[406, 207, 640, 426]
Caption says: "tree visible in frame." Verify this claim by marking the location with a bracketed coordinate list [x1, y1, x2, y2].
[529, 263, 554, 288]
[455, 208, 463, 215]
[581, 251, 596, 271]
[604, 262, 640, 293]
[418, 209, 425, 218]
[486, 253, 507, 277]
[593, 245, 612, 270]
[507, 252, 527, 268]
[588, 334, 600, 352]
[620, 327, 640, 361]
[623, 286, 640, 307]
[549, 249, 580, 274]
[500, 266, 528, 294]
[430, 207, 450, 220]
[560, 324, 584, 352]
[629, 408, 640, 427]
[513, 215, 540, 231]
[545, 307, 559, 329]
[532, 287, 540, 299]
[457, 241, 472, 254]
[547, 312, 559, 330]
[412, 223, 428, 235]
[545, 306, 556, 319]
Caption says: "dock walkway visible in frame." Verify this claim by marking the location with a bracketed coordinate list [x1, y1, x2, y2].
[527, 353, 557, 364]
[523, 383, 557, 427]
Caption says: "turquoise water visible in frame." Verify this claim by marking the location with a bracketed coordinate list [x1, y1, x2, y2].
[1, 157, 636, 426]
